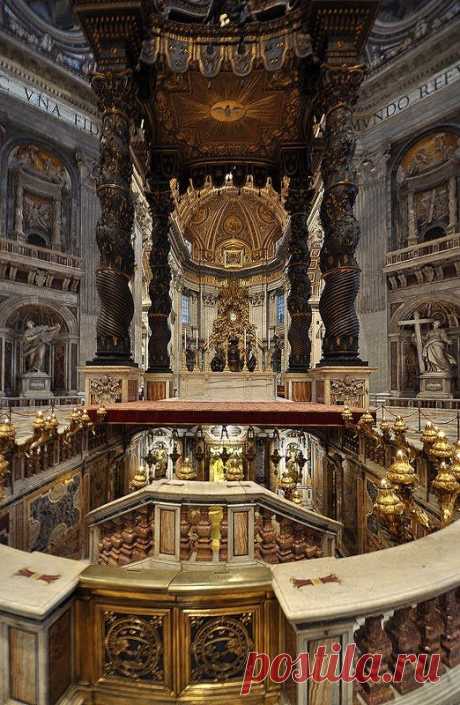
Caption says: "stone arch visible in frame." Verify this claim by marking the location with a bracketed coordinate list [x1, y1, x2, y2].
[388, 296, 460, 396]
[0, 296, 78, 335]
[390, 125, 460, 250]
[1, 136, 81, 256]
[389, 295, 460, 335]
[0, 297, 79, 396]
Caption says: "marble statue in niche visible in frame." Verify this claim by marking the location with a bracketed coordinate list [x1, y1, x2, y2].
[23, 320, 60, 373]
[422, 321, 457, 373]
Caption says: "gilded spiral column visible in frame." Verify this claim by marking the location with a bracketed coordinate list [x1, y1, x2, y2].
[318, 63, 366, 366]
[91, 70, 137, 365]
[285, 176, 313, 372]
[147, 189, 173, 373]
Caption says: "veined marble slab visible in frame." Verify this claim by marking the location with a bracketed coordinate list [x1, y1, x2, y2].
[179, 371, 277, 401]
[0, 546, 89, 620]
[272, 519, 460, 625]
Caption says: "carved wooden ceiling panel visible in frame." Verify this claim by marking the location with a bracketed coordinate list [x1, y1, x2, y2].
[153, 64, 303, 162]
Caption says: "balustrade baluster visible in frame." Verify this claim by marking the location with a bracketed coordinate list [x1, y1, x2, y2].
[418, 598, 446, 674]
[180, 507, 192, 560]
[354, 615, 394, 705]
[304, 528, 322, 559]
[99, 521, 114, 565]
[119, 512, 136, 565]
[219, 508, 228, 561]
[440, 590, 460, 667]
[259, 508, 278, 564]
[108, 518, 123, 565]
[292, 523, 306, 560]
[386, 607, 422, 694]
[132, 506, 154, 561]
[276, 516, 294, 563]
[195, 507, 213, 561]
[254, 510, 262, 560]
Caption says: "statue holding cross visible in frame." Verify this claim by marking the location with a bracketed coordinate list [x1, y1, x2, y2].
[399, 311, 433, 374]
[422, 320, 457, 373]
[400, 311, 457, 399]
[399, 312, 456, 374]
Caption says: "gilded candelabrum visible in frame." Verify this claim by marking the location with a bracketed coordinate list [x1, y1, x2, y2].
[26, 409, 60, 455]
[374, 478, 404, 537]
[345, 409, 460, 540]
[432, 461, 460, 527]
[280, 470, 296, 501]
[0, 416, 16, 501]
[63, 406, 93, 446]
[130, 464, 149, 491]
[428, 431, 459, 527]
[176, 456, 197, 481]
[291, 486, 303, 505]
[169, 434, 181, 474]
[63, 407, 83, 445]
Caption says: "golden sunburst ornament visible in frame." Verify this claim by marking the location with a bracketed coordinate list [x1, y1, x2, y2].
[210, 100, 247, 122]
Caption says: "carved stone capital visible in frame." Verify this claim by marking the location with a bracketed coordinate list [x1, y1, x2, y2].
[318, 64, 366, 115]
[91, 69, 139, 119]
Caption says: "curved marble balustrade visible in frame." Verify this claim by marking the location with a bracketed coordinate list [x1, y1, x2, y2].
[1, 519, 460, 705]
[86, 480, 340, 566]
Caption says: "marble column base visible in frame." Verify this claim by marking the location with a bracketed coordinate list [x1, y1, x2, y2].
[284, 373, 313, 401]
[20, 371, 53, 398]
[418, 371, 454, 399]
[145, 372, 174, 401]
[82, 365, 141, 405]
[310, 366, 376, 408]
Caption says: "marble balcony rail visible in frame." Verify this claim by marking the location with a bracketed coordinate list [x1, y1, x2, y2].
[273, 519, 460, 705]
[384, 233, 460, 269]
[1, 520, 460, 705]
[0, 237, 82, 270]
[0, 415, 108, 506]
[87, 479, 340, 566]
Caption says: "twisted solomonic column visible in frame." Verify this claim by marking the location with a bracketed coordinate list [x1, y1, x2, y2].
[318, 63, 367, 366]
[285, 176, 314, 372]
[91, 70, 137, 365]
[147, 189, 173, 373]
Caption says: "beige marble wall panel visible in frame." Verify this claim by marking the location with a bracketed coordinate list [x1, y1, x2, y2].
[9, 627, 38, 705]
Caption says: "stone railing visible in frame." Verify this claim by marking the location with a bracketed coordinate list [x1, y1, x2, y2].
[0, 396, 83, 408]
[370, 394, 460, 413]
[385, 233, 460, 268]
[2, 520, 460, 705]
[273, 519, 460, 705]
[0, 410, 107, 505]
[0, 237, 82, 269]
[87, 479, 340, 566]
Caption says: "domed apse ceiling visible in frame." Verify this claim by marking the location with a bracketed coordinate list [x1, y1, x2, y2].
[174, 185, 287, 270]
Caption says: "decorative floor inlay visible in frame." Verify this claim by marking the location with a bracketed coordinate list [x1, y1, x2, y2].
[291, 573, 341, 588]
[14, 567, 61, 583]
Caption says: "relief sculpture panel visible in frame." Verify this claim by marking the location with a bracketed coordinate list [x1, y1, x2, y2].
[26, 471, 82, 558]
